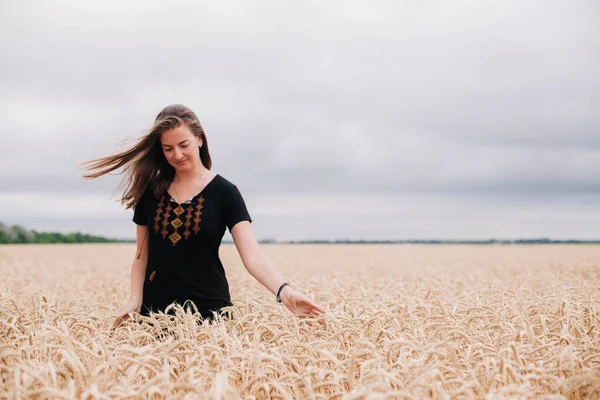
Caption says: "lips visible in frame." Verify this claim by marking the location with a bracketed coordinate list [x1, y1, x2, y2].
[176, 160, 187, 165]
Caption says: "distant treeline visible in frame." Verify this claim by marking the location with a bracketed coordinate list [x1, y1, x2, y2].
[0, 222, 130, 244]
[2, 222, 597, 245]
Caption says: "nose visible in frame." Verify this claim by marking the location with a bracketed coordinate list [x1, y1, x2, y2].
[173, 148, 184, 160]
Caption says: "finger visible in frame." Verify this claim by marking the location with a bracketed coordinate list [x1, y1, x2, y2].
[300, 306, 320, 316]
[309, 303, 326, 314]
[316, 305, 327, 314]
[301, 313, 324, 327]
[310, 312, 326, 323]
[309, 309, 323, 317]
[303, 299, 326, 314]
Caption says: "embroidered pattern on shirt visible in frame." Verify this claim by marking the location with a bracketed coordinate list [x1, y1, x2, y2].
[153, 195, 205, 246]
[193, 197, 205, 235]
[153, 196, 165, 233]
[183, 203, 194, 240]
[161, 202, 172, 239]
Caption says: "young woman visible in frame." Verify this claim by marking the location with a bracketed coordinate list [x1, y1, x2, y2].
[83, 104, 326, 323]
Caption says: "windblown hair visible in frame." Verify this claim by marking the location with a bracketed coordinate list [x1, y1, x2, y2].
[82, 104, 211, 209]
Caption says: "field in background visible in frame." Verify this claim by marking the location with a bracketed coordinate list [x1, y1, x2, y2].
[1, 244, 599, 399]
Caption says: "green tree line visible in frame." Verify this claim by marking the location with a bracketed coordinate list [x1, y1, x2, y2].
[0, 222, 130, 244]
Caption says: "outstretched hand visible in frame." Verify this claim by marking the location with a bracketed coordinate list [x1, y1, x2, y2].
[279, 286, 326, 318]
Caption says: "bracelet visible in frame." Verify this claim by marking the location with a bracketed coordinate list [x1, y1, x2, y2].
[276, 282, 289, 303]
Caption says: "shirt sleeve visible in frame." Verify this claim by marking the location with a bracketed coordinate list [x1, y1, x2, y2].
[132, 190, 149, 226]
[223, 184, 252, 232]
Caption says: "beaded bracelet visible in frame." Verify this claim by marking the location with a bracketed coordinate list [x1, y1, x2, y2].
[276, 282, 289, 303]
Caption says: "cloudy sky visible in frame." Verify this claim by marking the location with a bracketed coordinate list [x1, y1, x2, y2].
[1, 0, 598, 241]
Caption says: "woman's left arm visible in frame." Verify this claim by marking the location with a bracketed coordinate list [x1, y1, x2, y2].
[230, 221, 326, 317]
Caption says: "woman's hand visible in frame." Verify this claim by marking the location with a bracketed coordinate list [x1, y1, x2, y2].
[112, 299, 141, 328]
[279, 286, 326, 317]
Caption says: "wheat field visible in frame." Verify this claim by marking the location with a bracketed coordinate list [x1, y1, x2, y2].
[0, 244, 599, 399]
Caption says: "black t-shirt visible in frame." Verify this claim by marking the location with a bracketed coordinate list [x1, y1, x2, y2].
[132, 174, 251, 316]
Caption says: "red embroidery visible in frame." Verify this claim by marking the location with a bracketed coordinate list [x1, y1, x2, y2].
[154, 196, 165, 233]
[193, 196, 204, 235]
[183, 204, 194, 240]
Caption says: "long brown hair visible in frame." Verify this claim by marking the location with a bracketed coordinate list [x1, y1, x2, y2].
[82, 104, 211, 209]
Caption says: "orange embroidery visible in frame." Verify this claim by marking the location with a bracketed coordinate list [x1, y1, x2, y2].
[154, 196, 165, 233]
[153, 194, 204, 246]
[183, 205, 194, 240]
[193, 196, 204, 235]
[161, 201, 172, 239]
[169, 231, 182, 246]
[171, 218, 183, 229]
[173, 205, 185, 216]
[149, 271, 156, 281]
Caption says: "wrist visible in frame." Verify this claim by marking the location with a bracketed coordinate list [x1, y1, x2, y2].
[280, 285, 292, 301]
[276, 282, 290, 303]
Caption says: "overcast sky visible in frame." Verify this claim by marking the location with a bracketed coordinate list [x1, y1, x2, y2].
[1, 0, 598, 241]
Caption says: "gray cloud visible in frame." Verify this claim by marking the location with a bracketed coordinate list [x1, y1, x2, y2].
[0, 0, 598, 239]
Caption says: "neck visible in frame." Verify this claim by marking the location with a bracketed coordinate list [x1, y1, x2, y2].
[174, 163, 207, 183]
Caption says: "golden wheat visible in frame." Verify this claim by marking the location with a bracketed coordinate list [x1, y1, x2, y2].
[0, 244, 599, 399]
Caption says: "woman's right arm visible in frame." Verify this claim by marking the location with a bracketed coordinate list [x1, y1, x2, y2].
[115, 224, 148, 321]
[128, 224, 149, 310]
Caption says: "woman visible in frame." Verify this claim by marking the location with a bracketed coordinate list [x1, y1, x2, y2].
[83, 104, 326, 324]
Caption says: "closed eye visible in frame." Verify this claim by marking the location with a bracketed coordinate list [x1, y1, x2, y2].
[163, 142, 189, 151]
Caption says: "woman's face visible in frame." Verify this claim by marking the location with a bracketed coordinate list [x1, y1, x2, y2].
[160, 125, 202, 171]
